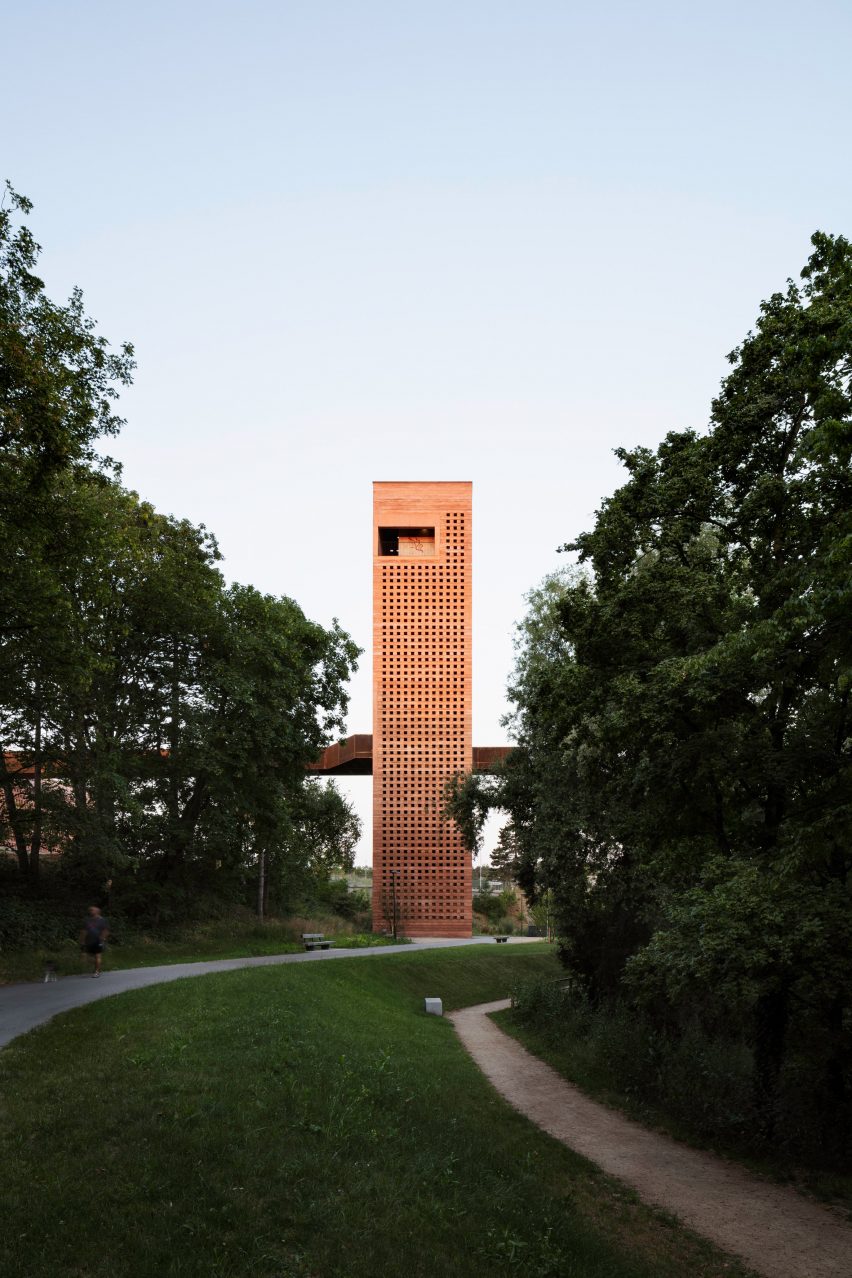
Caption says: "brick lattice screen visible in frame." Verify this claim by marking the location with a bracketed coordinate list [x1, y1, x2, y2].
[372, 482, 473, 937]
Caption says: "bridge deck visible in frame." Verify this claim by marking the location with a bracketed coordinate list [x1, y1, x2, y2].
[308, 735, 511, 776]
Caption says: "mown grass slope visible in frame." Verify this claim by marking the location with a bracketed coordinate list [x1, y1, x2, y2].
[0, 947, 752, 1278]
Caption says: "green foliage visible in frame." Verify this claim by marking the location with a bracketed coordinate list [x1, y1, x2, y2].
[508, 977, 849, 1174]
[0, 187, 360, 915]
[528, 888, 555, 938]
[490, 821, 522, 882]
[473, 891, 504, 922]
[313, 877, 370, 921]
[1, 462, 360, 906]
[458, 231, 852, 1157]
[0, 181, 134, 480]
[442, 766, 496, 856]
[474, 887, 521, 938]
[0, 894, 81, 951]
[510, 979, 755, 1144]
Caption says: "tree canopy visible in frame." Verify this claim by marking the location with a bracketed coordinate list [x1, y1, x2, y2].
[0, 185, 361, 916]
[450, 231, 852, 1152]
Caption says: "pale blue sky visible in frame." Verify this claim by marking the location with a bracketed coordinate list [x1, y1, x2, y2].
[5, 1, 851, 858]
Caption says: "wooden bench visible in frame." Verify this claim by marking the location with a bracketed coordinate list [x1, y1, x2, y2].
[495, 935, 509, 943]
[302, 933, 332, 951]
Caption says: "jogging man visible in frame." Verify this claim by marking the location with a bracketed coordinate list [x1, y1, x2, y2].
[80, 906, 109, 977]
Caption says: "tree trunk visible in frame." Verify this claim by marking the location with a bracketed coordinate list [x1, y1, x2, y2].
[168, 636, 181, 826]
[161, 778, 209, 882]
[823, 991, 849, 1153]
[753, 984, 789, 1142]
[0, 749, 31, 878]
[69, 716, 90, 814]
[257, 847, 266, 920]
[28, 711, 42, 883]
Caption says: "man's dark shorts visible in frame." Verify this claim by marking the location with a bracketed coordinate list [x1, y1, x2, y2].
[85, 942, 104, 955]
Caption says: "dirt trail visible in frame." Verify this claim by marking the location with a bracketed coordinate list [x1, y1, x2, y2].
[450, 999, 852, 1278]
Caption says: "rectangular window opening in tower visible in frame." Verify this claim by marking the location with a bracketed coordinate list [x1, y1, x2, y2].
[378, 527, 435, 557]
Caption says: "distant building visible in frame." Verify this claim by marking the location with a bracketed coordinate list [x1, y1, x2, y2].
[0, 753, 68, 860]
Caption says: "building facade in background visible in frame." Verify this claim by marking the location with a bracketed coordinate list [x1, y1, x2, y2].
[372, 482, 472, 937]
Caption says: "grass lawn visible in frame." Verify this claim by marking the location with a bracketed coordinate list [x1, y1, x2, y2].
[0, 946, 755, 1278]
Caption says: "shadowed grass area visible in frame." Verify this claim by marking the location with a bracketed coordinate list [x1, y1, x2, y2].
[0, 947, 754, 1278]
[493, 1002, 852, 1215]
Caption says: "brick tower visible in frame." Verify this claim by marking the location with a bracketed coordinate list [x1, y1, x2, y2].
[372, 482, 472, 937]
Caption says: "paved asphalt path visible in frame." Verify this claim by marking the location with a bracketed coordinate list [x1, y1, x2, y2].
[0, 936, 515, 1050]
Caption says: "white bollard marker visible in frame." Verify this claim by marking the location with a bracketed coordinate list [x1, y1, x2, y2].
[424, 997, 443, 1016]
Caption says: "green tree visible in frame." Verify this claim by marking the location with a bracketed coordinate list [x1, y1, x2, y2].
[1, 182, 133, 882]
[0, 181, 133, 480]
[0, 188, 362, 920]
[490, 823, 522, 885]
[177, 584, 360, 901]
[471, 232, 852, 1150]
[263, 779, 361, 916]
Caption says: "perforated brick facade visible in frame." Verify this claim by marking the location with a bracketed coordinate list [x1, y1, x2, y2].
[372, 482, 472, 938]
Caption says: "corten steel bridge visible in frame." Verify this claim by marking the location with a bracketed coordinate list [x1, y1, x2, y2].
[309, 481, 510, 939]
[309, 736, 509, 778]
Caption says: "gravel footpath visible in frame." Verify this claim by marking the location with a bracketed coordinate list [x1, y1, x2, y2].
[449, 999, 852, 1278]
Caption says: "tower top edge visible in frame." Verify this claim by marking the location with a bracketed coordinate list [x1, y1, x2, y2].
[372, 480, 472, 486]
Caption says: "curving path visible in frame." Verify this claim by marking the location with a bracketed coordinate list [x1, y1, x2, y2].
[450, 999, 852, 1278]
[0, 936, 508, 1050]
[7, 944, 850, 1278]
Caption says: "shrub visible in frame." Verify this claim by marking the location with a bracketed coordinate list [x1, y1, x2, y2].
[314, 878, 370, 921]
[511, 977, 757, 1149]
[511, 975, 577, 1028]
[473, 892, 504, 922]
[0, 897, 81, 951]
